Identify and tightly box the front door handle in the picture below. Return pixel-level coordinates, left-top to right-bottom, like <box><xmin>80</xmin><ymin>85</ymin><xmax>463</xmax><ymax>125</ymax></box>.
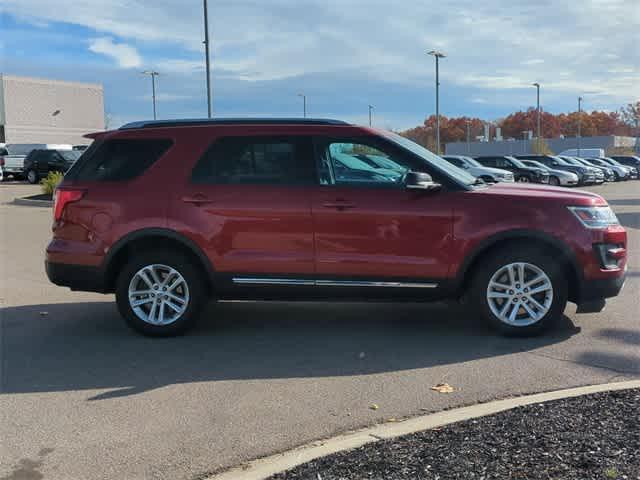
<box><xmin>322</xmin><ymin>200</ymin><xmax>356</xmax><ymax>211</ymax></box>
<box><xmin>182</xmin><ymin>194</ymin><xmax>212</xmax><ymax>206</ymax></box>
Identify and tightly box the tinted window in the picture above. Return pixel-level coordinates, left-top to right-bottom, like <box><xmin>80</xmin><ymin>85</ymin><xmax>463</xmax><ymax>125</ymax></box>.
<box><xmin>71</xmin><ymin>139</ymin><xmax>172</xmax><ymax>181</ymax></box>
<box><xmin>0</xmin><ymin>148</ymin><xmax>8</xmax><ymax>156</ymax></box>
<box><xmin>192</xmin><ymin>136</ymin><xmax>314</xmax><ymax>185</ymax></box>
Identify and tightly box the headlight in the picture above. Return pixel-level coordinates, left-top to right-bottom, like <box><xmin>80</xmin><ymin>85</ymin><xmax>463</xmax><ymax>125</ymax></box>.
<box><xmin>568</xmin><ymin>206</ymin><xmax>619</xmax><ymax>229</ymax></box>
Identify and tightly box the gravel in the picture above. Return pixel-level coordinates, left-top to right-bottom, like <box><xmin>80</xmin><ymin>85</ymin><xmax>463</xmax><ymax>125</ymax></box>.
<box><xmin>269</xmin><ymin>389</ymin><xmax>640</xmax><ymax>480</ymax></box>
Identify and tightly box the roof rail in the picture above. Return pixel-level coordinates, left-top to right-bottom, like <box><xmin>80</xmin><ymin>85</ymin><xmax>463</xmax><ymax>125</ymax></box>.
<box><xmin>119</xmin><ymin>118</ymin><xmax>351</xmax><ymax>130</ymax></box>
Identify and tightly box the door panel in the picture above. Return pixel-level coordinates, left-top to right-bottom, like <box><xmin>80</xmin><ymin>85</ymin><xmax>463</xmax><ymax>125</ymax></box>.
<box><xmin>170</xmin><ymin>135</ymin><xmax>316</xmax><ymax>275</ymax></box>
<box><xmin>312</xmin><ymin>186</ymin><xmax>453</xmax><ymax>279</ymax></box>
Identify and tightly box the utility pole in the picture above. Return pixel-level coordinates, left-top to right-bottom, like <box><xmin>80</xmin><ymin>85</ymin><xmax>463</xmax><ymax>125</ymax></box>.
<box><xmin>298</xmin><ymin>93</ymin><xmax>306</xmax><ymax>118</ymax></box>
<box><xmin>141</xmin><ymin>70</ymin><xmax>159</xmax><ymax>120</ymax></box>
<box><xmin>428</xmin><ymin>50</ymin><xmax>446</xmax><ymax>154</ymax></box>
<box><xmin>203</xmin><ymin>0</ymin><xmax>212</xmax><ymax>118</ymax></box>
<box><xmin>532</xmin><ymin>82</ymin><xmax>541</xmax><ymax>152</ymax></box>
<box><xmin>577</xmin><ymin>96</ymin><xmax>583</xmax><ymax>157</ymax></box>
<box><xmin>368</xmin><ymin>105</ymin><xmax>374</xmax><ymax>126</ymax></box>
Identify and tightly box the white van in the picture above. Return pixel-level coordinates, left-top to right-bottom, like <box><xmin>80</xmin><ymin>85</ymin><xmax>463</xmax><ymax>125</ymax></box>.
<box><xmin>559</xmin><ymin>148</ymin><xmax>605</xmax><ymax>158</ymax></box>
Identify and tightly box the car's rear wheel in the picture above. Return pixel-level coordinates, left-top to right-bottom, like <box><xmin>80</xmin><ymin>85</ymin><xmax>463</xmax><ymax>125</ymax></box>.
<box><xmin>516</xmin><ymin>176</ymin><xmax>530</xmax><ymax>183</ymax></box>
<box><xmin>26</xmin><ymin>169</ymin><xmax>39</xmax><ymax>184</ymax></box>
<box><xmin>549</xmin><ymin>176</ymin><xmax>560</xmax><ymax>186</ymax></box>
<box><xmin>115</xmin><ymin>250</ymin><xmax>206</xmax><ymax>336</ymax></box>
<box><xmin>470</xmin><ymin>247</ymin><xmax>567</xmax><ymax>336</ymax></box>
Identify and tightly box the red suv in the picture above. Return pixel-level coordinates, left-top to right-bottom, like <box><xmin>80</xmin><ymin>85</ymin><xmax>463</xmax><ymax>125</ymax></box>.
<box><xmin>45</xmin><ymin>119</ymin><xmax>627</xmax><ymax>336</ymax></box>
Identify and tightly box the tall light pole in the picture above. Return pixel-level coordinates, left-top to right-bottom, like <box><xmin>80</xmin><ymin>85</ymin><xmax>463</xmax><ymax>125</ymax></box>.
<box><xmin>466</xmin><ymin>120</ymin><xmax>471</xmax><ymax>153</ymax></box>
<box><xmin>142</xmin><ymin>70</ymin><xmax>159</xmax><ymax>120</ymax></box>
<box><xmin>428</xmin><ymin>50</ymin><xmax>446</xmax><ymax>154</ymax></box>
<box><xmin>532</xmin><ymin>82</ymin><xmax>541</xmax><ymax>152</ymax></box>
<box><xmin>298</xmin><ymin>93</ymin><xmax>306</xmax><ymax>118</ymax></box>
<box><xmin>203</xmin><ymin>0</ymin><xmax>212</xmax><ymax>118</ymax></box>
<box><xmin>368</xmin><ymin>105</ymin><xmax>374</xmax><ymax>126</ymax></box>
<box><xmin>577</xmin><ymin>96</ymin><xmax>583</xmax><ymax>157</ymax></box>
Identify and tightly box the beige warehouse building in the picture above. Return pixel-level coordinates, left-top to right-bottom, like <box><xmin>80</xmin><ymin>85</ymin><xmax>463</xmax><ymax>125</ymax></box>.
<box><xmin>0</xmin><ymin>74</ymin><xmax>105</xmax><ymax>145</ymax></box>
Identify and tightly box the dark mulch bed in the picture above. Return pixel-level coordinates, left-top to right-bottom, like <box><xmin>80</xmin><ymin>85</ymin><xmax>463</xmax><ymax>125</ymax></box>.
<box><xmin>23</xmin><ymin>193</ymin><xmax>52</xmax><ymax>201</ymax></box>
<box><xmin>270</xmin><ymin>389</ymin><xmax>640</xmax><ymax>480</ymax></box>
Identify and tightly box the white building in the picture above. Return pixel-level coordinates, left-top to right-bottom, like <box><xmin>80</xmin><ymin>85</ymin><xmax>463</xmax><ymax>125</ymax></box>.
<box><xmin>0</xmin><ymin>74</ymin><xmax>105</xmax><ymax>145</ymax></box>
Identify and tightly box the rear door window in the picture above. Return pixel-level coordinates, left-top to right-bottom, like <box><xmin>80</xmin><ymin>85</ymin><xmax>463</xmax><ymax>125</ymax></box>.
<box><xmin>191</xmin><ymin>136</ymin><xmax>315</xmax><ymax>185</ymax></box>
<box><xmin>69</xmin><ymin>139</ymin><xmax>172</xmax><ymax>181</ymax></box>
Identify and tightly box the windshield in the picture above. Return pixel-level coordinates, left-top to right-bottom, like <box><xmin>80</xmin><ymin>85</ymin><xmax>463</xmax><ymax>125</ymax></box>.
<box><xmin>505</xmin><ymin>156</ymin><xmax>528</xmax><ymax>168</ymax></box>
<box><xmin>604</xmin><ymin>158</ymin><xmax>624</xmax><ymax>166</ymax></box>
<box><xmin>522</xmin><ymin>160</ymin><xmax>549</xmax><ymax>170</ymax></box>
<box><xmin>459</xmin><ymin>156</ymin><xmax>483</xmax><ymax>167</ymax></box>
<box><xmin>60</xmin><ymin>150</ymin><xmax>82</xmax><ymax>162</ymax></box>
<box><xmin>384</xmin><ymin>132</ymin><xmax>478</xmax><ymax>185</ymax></box>
<box><xmin>562</xmin><ymin>157</ymin><xmax>583</xmax><ymax>166</ymax></box>
<box><xmin>549</xmin><ymin>156</ymin><xmax>570</xmax><ymax>165</ymax></box>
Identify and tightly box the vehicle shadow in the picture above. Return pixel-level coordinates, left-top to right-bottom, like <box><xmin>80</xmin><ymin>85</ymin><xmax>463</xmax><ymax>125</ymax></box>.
<box><xmin>1</xmin><ymin>301</ymin><xmax>580</xmax><ymax>400</ymax></box>
<box><xmin>615</xmin><ymin>212</ymin><xmax>639</xmax><ymax>229</ymax></box>
<box><xmin>607</xmin><ymin>198</ymin><xmax>640</xmax><ymax>206</ymax></box>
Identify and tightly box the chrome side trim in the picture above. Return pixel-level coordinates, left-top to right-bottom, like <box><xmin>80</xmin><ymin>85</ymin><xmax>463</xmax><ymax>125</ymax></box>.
<box><xmin>232</xmin><ymin>277</ymin><xmax>315</xmax><ymax>286</ymax></box>
<box><xmin>232</xmin><ymin>277</ymin><xmax>438</xmax><ymax>288</ymax></box>
<box><xmin>315</xmin><ymin>280</ymin><xmax>438</xmax><ymax>288</ymax></box>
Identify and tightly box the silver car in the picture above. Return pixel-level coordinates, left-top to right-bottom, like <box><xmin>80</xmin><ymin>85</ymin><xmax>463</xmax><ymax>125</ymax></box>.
<box><xmin>442</xmin><ymin>155</ymin><xmax>514</xmax><ymax>183</ymax></box>
<box><xmin>520</xmin><ymin>160</ymin><xmax>579</xmax><ymax>187</ymax></box>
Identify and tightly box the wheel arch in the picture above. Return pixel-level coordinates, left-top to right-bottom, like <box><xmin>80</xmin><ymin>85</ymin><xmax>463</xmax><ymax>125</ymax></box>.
<box><xmin>103</xmin><ymin>228</ymin><xmax>215</xmax><ymax>294</ymax></box>
<box><xmin>455</xmin><ymin>229</ymin><xmax>582</xmax><ymax>302</ymax></box>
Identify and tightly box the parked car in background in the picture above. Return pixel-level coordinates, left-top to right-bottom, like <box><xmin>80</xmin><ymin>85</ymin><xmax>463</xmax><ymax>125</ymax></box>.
<box><xmin>23</xmin><ymin>149</ymin><xmax>81</xmax><ymax>184</ymax></box>
<box><xmin>519</xmin><ymin>160</ymin><xmax>579</xmax><ymax>187</ymax></box>
<box><xmin>473</xmin><ymin>155</ymin><xmax>549</xmax><ymax>183</ymax></box>
<box><xmin>608</xmin><ymin>156</ymin><xmax>640</xmax><ymax>179</ymax></box>
<box><xmin>559</xmin><ymin>148</ymin><xmax>605</xmax><ymax>158</ymax></box>
<box><xmin>586</xmin><ymin>158</ymin><xmax>631</xmax><ymax>181</ymax></box>
<box><xmin>556</xmin><ymin>156</ymin><xmax>606</xmax><ymax>183</ymax></box>
<box><xmin>570</xmin><ymin>157</ymin><xmax>615</xmax><ymax>182</ymax></box>
<box><xmin>442</xmin><ymin>155</ymin><xmax>515</xmax><ymax>183</ymax></box>
<box><xmin>0</xmin><ymin>146</ymin><xmax>26</xmax><ymax>180</ymax></box>
<box><xmin>45</xmin><ymin>118</ymin><xmax>627</xmax><ymax>338</ymax></box>
<box><xmin>514</xmin><ymin>154</ymin><xmax>600</xmax><ymax>185</ymax></box>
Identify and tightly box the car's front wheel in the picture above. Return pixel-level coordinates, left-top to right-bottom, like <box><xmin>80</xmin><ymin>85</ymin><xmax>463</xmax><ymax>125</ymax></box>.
<box><xmin>471</xmin><ymin>247</ymin><xmax>567</xmax><ymax>336</ymax></box>
<box><xmin>516</xmin><ymin>176</ymin><xmax>530</xmax><ymax>183</ymax></box>
<box><xmin>549</xmin><ymin>176</ymin><xmax>560</xmax><ymax>186</ymax></box>
<box><xmin>115</xmin><ymin>250</ymin><xmax>206</xmax><ymax>336</ymax></box>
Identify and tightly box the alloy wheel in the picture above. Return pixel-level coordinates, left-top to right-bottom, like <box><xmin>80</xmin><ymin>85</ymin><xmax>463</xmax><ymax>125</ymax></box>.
<box><xmin>486</xmin><ymin>262</ymin><xmax>553</xmax><ymax>327</ymax></box>
<box><xmin>128</xmin><ymin>264</ymin><xmax>190</xmax><ymax>325</ymax></box>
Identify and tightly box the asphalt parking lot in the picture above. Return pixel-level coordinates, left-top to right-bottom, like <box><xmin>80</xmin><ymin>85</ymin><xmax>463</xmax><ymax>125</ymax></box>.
<box><xmin>1</xmin><ymin>181</ymin><xmax>639</xmax><ymax>480</ymax></box>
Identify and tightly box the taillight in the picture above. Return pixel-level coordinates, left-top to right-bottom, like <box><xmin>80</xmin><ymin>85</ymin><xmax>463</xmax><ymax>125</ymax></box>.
<box><xmin>53</xmin><ymin>189</ymin><xmax>85</xmax><ymax>221</ymax></box>
<box><xmin>0</xmin><ymin>156</ymin><xmax>5</xmax><ymax>167</ymax></box>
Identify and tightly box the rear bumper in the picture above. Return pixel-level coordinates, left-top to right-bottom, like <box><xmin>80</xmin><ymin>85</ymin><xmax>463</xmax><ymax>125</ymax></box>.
<box><xmin>45</xmin><ymin>261</ymin><xmax>107</xmax><ymax>293</ymax></box>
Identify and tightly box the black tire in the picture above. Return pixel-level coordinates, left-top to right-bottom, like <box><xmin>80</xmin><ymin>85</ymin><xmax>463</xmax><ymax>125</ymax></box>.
<box><xmin>548</xmin><ymin>176</ymin><xmax>560</xmax><ymax>186</ymax></box>
<box><xmin>613</xmin><ymin>172</ymin><xmax>621</xmax><ymax>182</ymax></box>
<box><xmin>470</xmin><ymin>246</ymin><xmax>568</xmax><ymax>336</ymax></box>
<box><xmin>26</xmin><ymin>169</ymin><xmax>39</xmax><ymax>184</ymax></box>
<box><xmin>516</xmin><ymin>175</ymin><xmax>530</xmax><ymax>183</ymax></box>
<box><xmin>115</xmin><ymin>249</ymin><xmax>206</xmax><ymax>336</ymax></box>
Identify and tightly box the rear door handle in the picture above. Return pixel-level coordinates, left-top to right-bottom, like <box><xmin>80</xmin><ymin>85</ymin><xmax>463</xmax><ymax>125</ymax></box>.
<box><xmin>322</xmin><ymin>201</ymin><xmax>356</xmax><ymax>211</ymax></box>
<box><xmin>182</xmin><ymin>194</ymin><xmax>212</xmax><ymax>206</ymax></box>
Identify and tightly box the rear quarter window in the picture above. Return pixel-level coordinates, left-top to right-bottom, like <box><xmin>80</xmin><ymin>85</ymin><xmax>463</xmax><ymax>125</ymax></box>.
<box><xmin>69</xmin><ymin>138</ymin><xmax>172</xmax><ymax>181</ymax></box>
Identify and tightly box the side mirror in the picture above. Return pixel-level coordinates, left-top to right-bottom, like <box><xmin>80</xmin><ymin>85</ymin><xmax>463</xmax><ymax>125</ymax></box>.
<box><xmin>405</xmin><ymin>171</ymin><xmax>441</xmax><ymax>191</ymax></box>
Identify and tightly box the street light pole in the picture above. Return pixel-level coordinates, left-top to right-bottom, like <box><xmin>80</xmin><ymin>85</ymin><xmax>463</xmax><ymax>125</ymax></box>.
<box><xmin>577</xmin><ymin>96</ymin><xmax>583</xmax><ymax>157</ymax></box>
<box><xmin>142</xmin><ymin>70</ymin><xmax>159</xmax><ymax>120</ymax></box>
<box><xmin>428</xmin><ymin>50</ymin><xmax>446</xmax><ymax>154</ymax></box>
<box><xmin>203</xmin><ymin>0</ymin><xmax>212</xmax><ymax>118</ymax></box>
<box><xmin>532</xmin><ymin>82</ymin><xmax>541</xmax><ymax>152</ymax></box>
<box><xmin>466</xmin><ymin>120</ymin><xmax>471</xmax><ymax>154</ymax></box>
<box><xmin>368</xmin><ymin>105</ymin><xmax>374</xmax><ymax>127</ymax></box>
<box><xmin>298</xmin><ymin>93</ymin><xmax>306</xmax><ymax>118</ymax></box>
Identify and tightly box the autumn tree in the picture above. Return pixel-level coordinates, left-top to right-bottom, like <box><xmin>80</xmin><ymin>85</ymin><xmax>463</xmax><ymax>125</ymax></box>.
<box><xmin>621</xmin><ymin>101</ymin><xmax>640</xmax><ymax>134</ymax></box>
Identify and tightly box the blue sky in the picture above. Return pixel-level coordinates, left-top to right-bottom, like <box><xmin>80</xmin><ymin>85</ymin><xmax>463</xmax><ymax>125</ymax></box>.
<box><xmin>1</xmin><ymin>0</ymin><xmax>638</xmax><ymax>130</ymax></box>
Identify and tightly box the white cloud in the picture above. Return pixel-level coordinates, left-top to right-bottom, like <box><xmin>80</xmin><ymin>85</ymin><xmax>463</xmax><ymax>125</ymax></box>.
<box><xmin>88</xmin><ymin>37</ymin><xmax>141</xmax><ymax>69</ymax></box>
<box><xmin>521</xmin><ymin>59</ymin><xmax>544</xmax><ymax>65</ymax></box>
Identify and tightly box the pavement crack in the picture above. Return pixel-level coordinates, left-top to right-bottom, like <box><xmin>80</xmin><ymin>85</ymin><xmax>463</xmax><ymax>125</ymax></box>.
<box><xmin>526</xmin><ymin>350</ymin><xmax>640</xmax><ymax>376</ymax></box>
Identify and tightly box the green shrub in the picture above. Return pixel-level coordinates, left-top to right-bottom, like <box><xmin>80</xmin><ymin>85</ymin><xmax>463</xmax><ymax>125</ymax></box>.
<box><xmin>40</xmin><ymin>171</ymin><xmax>64</xmax><ymax>196</ymax></box>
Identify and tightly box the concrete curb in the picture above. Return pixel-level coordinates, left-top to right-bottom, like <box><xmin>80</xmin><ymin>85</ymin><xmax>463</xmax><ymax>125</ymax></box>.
<box><xmin>208</xmin><ymin>380</ymin><xmax>640</xmax><ymax>480</ymax></box>
<box><xmin>13</xmin><ymin>197</ymin><xmax>52</xmax><ymax>207</ymax></box>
